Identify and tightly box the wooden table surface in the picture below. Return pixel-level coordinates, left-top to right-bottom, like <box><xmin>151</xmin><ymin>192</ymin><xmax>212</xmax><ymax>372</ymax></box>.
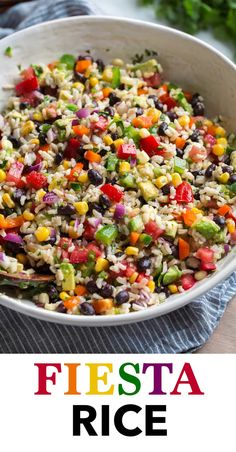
<box><xmin>197</xmin><ymin>295</ymin><xmax>236</xmax><ymax>353</ymax></box>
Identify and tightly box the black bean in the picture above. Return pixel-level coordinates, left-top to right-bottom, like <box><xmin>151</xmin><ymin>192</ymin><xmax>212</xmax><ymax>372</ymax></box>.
<box><xmin>86</xmin><ymin>280</ymin><xmax>99</xmax><ymax>294</ymax></box>
<box><xmin>88</xmin><ymin>169</ymin><xmax>103</xmax><ymax>186</ymax></box>
<box><xmin>99</xmin><ymin>148</ymin><xmax>108</xmax><ymax>157</ymax></box>
<box><xmin>111</xmin><ymin>132</ymin><xmax>119</xmax><ymax>141</ymax></box>
<box><xmin>176</xmin><ymin>148</ymin><xmax>184</xmax><ymax>158</ymax></box>
<box><xmin>190</xmin><ymin>130</ymin><xmax>200</xmax><ymax>142</ymax></box>
<box><xmin>192</xmin><ymin>170</ymin><xmax>204</xmax><ymax>178</ymax></box>
<box><xmin>1</xmin><ymin>207</ymin><xmax>15</xmax><ymax>216</ymax></box>
<box><xmin>77</xmin><ymin>55</ymin><xmax>93</xmax><ymax>61</ymax></box>
<box><xmin>58</xmin><ymin>204</ymin><xmax>76</xmax><ymax>216</ymax></box>
<box><xmin>115</xmin><ymin>251</ymin><xmax>123</xmax><ymax>257</ymax></box>
<box><xmin>100</xmin><ymin>284</ymin><xmax>113</xmax><ymax>298</ymax></box>
<box><xmin>229</xmin><ymin>174</ymin><xmax>236</xmax><ymax>184</ymax></box>
<box><xmin>194</xmin><ymin>190</ymin><xmax>201</xmax><ymax>200</ymax></box>
<box><xmin>223</xmin><ymin>155</ymin><xmax>231</xmax><ymax>165</ymax></box>
<box><xmin>54</xmin><ymin>152</ymin><xmax>64</xmax><ymax>165</ymax></box>
<box><xmin>167</xmin><ymin>111</ymin><xmax>178</xmax><ymax>122</ymax></box>
<box><xmin>5</xmin><ymin>241</ymin><xmax>23</xmax><ymax>254</ymax></box>
<box><xmin>74</xmin><ymin>72</ymin><xmax>87</xmax><ymax>84</ymax></box>
<box><xmin>115</xmin><ymin>290</ymin><xmax>129</xmax><ymax>305</ymax></box>
<box><xmin>19</xmin><ymin>102</ymin><xmax>29</xmax><ymax>110</ymax></box>
<box><xmin>8</xmin><ymin>136</ymin><xmax>20</xmax><ymax>148</ymax></box>
<box><xmin>161</xmin><ymin>184</ymin><xmax>171</xmax><ymax>195</ymax></box>
<box><xmin>137</xmin><ymin>257</ymin><xmax>151</xmax><ymax>272</ymax></box>
<box><xmin>136</xmin><ymin>107</ymin><xmax>143</xmax><ymax>116</ymax></box>
<box><xmin>170</xmin><ymin>244</ymin><xmax>178</xmax><ymax>259</ymax></box>
<box><xmin>88</xmin><ymin>202</ymin><xmax>104</xmax><ymax>215</ymax></box>
<box><xmin>38</xmin><ymin>132</ymin><xmax>47</xmax><ymax>145</ymax></box>
<box><xmin>148</xmin><ymin>95</ymin><xmax>164</xmax><ymax>111</ymax></box>
<box><xmin>205</xmin><ymin>163</ymin><xmax>216</xmax><ymax>178</ymax></box>
<box><xmin>158</xmin><ymin>122</ymin><xmax>168</xmax><ymax>136</ymax></box>
<box><xmin>47</xmin><ymin>236</ymin><xmax>57</xmax><ymax>246</ymax></box>
<box><xmin>80</xmin><ymin>302</ymin><xmax>96</xmax><ymax>316</ymax></box>
<box><xmin>104</xmin><ymin>106</ymin><xmax>115</xmax><ymax>117</ymax></box>
<box><xmin>193</xmin><ymin>102</ymin><xmax>205</xmax><ymax>116</ymax></box>
<box><xmin>119</xmin><ymin>83</ymin><xmax>125</xmax><ymax>90</ymax></box>
<box><xmin>13</xmin><ymin>188</ymin><xmax>26</xmax><ymax>203</ymax></box>
<box><xmin>56</xmin><ymin>302</ymin><xmax>67</xmax><ymax>313</ymax></box>
<box><xmin>48</xmin><ymin>285</ymin><xmax>59</xmax><ymax>303</ymax></box>
<box><xmin>222</xmin><ymin>165</ymin><xmax>233</xmax><ymax>174</ymax></box>
<box><xmin>186</xmin><ymin>257</ymin><xmax>200</xmax><ymax>270</ymax></box>
<box><xmin>108</xmin><ymin>92</ymin><xmax>121</xmax><ymax>106</ymax></box>
<box><xmin>213</xmin><ymin>215</ymin><xmax>225</xmax><ymax>229</ymax></box>
<box><xmin>96</xmin><ymin>58</ymin><xmax>105</xmax><ymax>72</ymax></box>
<box><xmin>99</xmin><ymin>193</ymin><xmax>111</xmax><ymax>209</ymax></box>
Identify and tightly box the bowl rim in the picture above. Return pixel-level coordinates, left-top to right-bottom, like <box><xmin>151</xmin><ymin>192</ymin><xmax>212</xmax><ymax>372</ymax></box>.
<box><xmin>0</xmin><ymin>15</ymin><xmax>235</xmax><ymax>327</ymax></box>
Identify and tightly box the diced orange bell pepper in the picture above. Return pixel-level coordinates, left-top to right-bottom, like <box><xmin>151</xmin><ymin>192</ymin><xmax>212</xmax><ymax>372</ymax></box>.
<box><xmin>92</xmin><ymin>298</ymin><xmax>113</xmax><ymax>314</ymax></box>
<box><xmin>217</xmin><ymin>204</ymin><xmax>231</xmax><ymax>216</ymax></box>
<box><xmin>130</xmin><ymin>232</ymin><xmax>140</xmax><ymax>245</ymax></box>
<box><xmin>137</xmin><ymin>87</ymin><xmax>147</xmax><ymax>96</ymax></box>
<box><xmin>102</xmin><ymin>87</ymin><xmax>113</xmax><ymax>98</ymax></box>
<box><xmin>175</xmin><ymin>137</ymin><xmax>186</xmax><ymax>149</ymax></box>
<box><xmin>84</xmin><ymin>150</ymin><xmax>102</xmax><ymax>163</ymax></box>
<box><xmin>178</xmin><ymin>238</ymin><xmax>190</xmax><ymax>260</ymax></box>
<box><xmin>0</xmin><ymin>215</ymin><xmax>24</xmax><ymax>230</ymax></box>
<box><xmin>67</xmin><ymin>162</ymin><xmax>83</xmax><ymax>181</ymax></box>
<box><xmin>132</xmin><ymin>116</ymin><xmax>153</xmax><ymax>129</ymax></box>
<box><xmin>39</xmin><ymin>144</ymin><xmax>50</xmax><ymax>152</ymax></box>
<box><xmin>75</xmin><ymin>60</ymin><xmax>92</xmax><ymax>73</ymax></box>
<box><xmin>63</xmin><ymin>296</ymin><xmax>80</xmax><ymax>311</ymax></box>
<box><xmin>74</xmin><ymin>285</ymin><xmax>87</xmax><ymax>296</ymax></box>
<box><xmin>182</xmin><ymin>209</ymin><xmax>197</xmax><ymax>227</ymax></box>
<box><xmin>73</xmin><ymin>125</ymin><xmax>90</xmax><ymax>136</ymax></box>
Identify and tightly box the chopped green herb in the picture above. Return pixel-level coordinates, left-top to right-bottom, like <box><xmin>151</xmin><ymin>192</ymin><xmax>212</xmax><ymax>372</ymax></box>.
<box><xmin>4</xmin><ymin>47</ymin><xmax>13</xmax><ymax>58</ymax></box>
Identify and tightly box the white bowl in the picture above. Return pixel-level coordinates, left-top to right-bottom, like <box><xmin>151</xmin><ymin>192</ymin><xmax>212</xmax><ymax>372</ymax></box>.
<box><xmin>0</xmin><ymin>16</ymin><xmax>235</xmax><ymax>326</ymax></box>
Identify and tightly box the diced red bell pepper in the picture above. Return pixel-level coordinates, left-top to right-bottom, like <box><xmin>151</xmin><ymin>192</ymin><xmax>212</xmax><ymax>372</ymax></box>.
<box><xmin>64</xmin><ymin>138</ymin><xmax>81</xmax><ymax>159</ymax></box>
<box><xmin>144</xmin><ymin>221</ymin><xmax>164</xmax><ymax>241</ymax></box>
<box><xmin>15</xmin><ymin>76</ymin><xmax>39</xmax><ymax>95</ymax></box>
<box><xmin>35</xmin><ymin>153</ymin><xmax>43</xmax><ymax>165</ymax></box>
<box><xmin>117</xmin><ymin>143</ymin><xmax>136</xmax><ymax>159</ymax></box>
<box><xmin>87</xmin><ymin>243</ymin><xmax>102</xmax><ymax>258</ymax></box>
<box><xmin>200</xmin><ymin>262</ymin><xmax>216</xmax><ymax>271</ymax></box>
<box><xmin>70</xmin><ymin>247</ymin><xmax>88</xmax><ymax>264</ymax></box>
<box><xmin>91</xmin><ymin>116</ymin><xmax>108</xmax><ymax>132</ymax></box>
<box><xmin>181</xmin><ymin>274</ymin><xmax>196</xmax><ymax>291</ymax></box>
<box><xmin>159</xmin><ymin>93</ymin><xmax>177</xmax><ymax>110</ymax></box>
<box><xmin>196</xmin><ymin>247</ymin><xmax>214</xmax><ymax>263</ymax></box>
<box><xmin>174</xmin><ymin>182</ymin><xmax>193</xmax><ymax>204</ymax></box>
<box><xmin>140</xmin><ymin>135</ymin><xmax>163</xmax><ymax>157</ymax></box>
<box><xmin>21</xmin><ymin>67</ymin><xmax>35</xmax><ymax>79</ymax></box>
<box><xmin>20</xmin><ymin>91</ymin><xmax>40</xmax><ymax>107</ymax></box>
<box><xmin>83</xmin><ymin>221</ymin><xmax>97</xmax><ymax>241</ymax></box>
<box><xmin>26</xmin><ymin>171</ymin><xmax>48</xmax><ymax>189</ymax></box>
<box><xmin>100</xmin><ymin>183</ymin><xmax>123</xmax><ymax>202</ymax></box>
<box><xmin>144</xmin><ymin>72</ymin><xmax>161</xmax><ymax>88</ymax></box>
<box><xmin>125</xmin><ymin>265</ymin><xmax>136</xmax><ymax>278</ymax></box>
<box><xmin>6</xmin><ymin>162</ymin><xmax>24</xmax><ymax>187</ymax></box>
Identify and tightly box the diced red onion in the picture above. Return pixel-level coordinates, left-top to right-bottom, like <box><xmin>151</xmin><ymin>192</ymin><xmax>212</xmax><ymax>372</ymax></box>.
<box><xmin>25</xmin><ymin>162</ymin><xmax>42</xmax><ymax>174</ymax></box>
<box><xmin>43</xmin><ymin>192</ymin><xmax>58</xmax><ymax>204</ymax></box>
<box><xmin>130</xmin><ymin>157</ymin><xmax>137</xmax><ymax>167</ymax></box>
<box><xmin>224</xmin><ymin>244</ymin><xmax>230</xmax><ymax>254</ymax></box>
<box><xmin>74</xmin><ymin>218</ymin><xmax>80</xmax><ymax>229</ymax></box>
<box><xmin>88</xmin><ymin>217</ymin><xmax>101</xmax><ymax>228</ymax></box>
<box><xmin>72</xmin><ymin>119</ymin><xmax>79</xmax><ymax>126</ymax></box>
<box><xmin>47</xmin><ymin>128</ymin><xmax>55</xmax><ymax>143</ymax></box>
<box><xmin>50</xmin><ymin>228</ymin><xmax>56</xmax><ymax>237</ymax></box>
<box><xmin>0</xmin><ymin>251</ymin><xmax>7</xmax><ymax>262</ymax></box>
<box><xmin>3</xmin><ymin>233</ymin><xmax>24</xmax><ymax>245</ymax></box>
<box><xmin>76</xmin><ymin>108</ymin><xmax>90</xmax><ymax>119</ymax></box>
<box><xmin>114</xmin><ymin>204</ymin><xmax>125</xmax><ymax>219</ymax></box>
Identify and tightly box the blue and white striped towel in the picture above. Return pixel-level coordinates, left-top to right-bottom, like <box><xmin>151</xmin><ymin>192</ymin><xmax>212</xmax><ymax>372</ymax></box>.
<box><xmin>0</xmin><ymin>0</ymin><xmax>235</xmax><ymax>353</ymax></box>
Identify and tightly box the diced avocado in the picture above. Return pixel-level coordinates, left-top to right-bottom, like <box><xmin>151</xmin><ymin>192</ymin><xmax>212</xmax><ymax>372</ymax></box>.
<box><xmin>119</xmin><ymin>173</ymin><xmax>137</xmax><ymax>188</ymax></box>
<box><xmin>132</xmin><ymin>58</ymin><xmax>159</xmax><ymax>75</ymax></box>
<box><xmin>174</xmin><ymin>156</ymin><xmax>187</xmax><ymax>174</ymax></box>
<box><xmin>229</xmin><ymin>182</ymin><xmax>236</xmax><ymax>194</ymax></box>
<box><xmin>165</xmin><ymin>220</ymin><xmax>178</xmax><ymax>238</ymax></box>
<box><xmin>162</xmin><ymin>265</ymin><xmax>182</xmax><ymax>286</ymax></box>
<box><xmin>112</xmin><ymin>66</ymin><xmax>121</xmax><ymax>88</ymax></box>
<box><xmin>214</xmin><ymin>230</ymin><xmax>226</xmax><ymax>243</ymax></box>
<box><xmin>95</xmin><ymin>225</ymin><xmax>118</xmax><ymax>246</ymax></box>
<box><xmin>194</xmin><ymin>219</ymin><xmax>220</xmax><ymax>239</ymax></box>
<box><xmin>125</xmin><ymin>125</ymin><xmax>140</xmax><ymax>145</ymax></box>
<box><xmin>153</xmin><ymin>264</ymin><xmax>163</xmax><ymax>281</ymax></box>
<box><xmin>128</xmin><ymin>215</ymin><xmax>144</xmax><ymax>233</ymax></box>
<box><xmin>139</xmin><ymin>181</ymin><xmax>159</xmax><ymax>202</ymax></box>
<box><xmin>172</xmin><ymin>90</ymin><xmax>193</xmax><ymax>114</ymax></box>
<box><xmin>60</xmin><ymin>263</ymin><xmax>75</xmax><ymax>291</ymax></box>
<box><xmin>106</xmin><ymin>154</ymin><xmax>118</xmax><ymax>172</ymax></box>
<box><xmin>54</xmin><ymin>118</ymin><xmax>71</xmax><ymax>129</ymax></box>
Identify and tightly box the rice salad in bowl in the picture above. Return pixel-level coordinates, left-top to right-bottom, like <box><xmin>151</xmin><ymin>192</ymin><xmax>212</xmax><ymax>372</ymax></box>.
<box><xmin>0</xmin><ymin>52</ymin><xmax>236</xmax><ymax>317</ymax></box>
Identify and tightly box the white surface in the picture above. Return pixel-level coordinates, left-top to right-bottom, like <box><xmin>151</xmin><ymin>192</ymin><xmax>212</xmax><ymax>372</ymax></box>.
<box><xmin>93</xmin><ymin>0</ymin><xmax>234</xmax><ymax>60</ymax></box>
<box><xmin>0</xmin><ymin>16</ymin><xmax>235</xmax><ymax>326</ymax></box>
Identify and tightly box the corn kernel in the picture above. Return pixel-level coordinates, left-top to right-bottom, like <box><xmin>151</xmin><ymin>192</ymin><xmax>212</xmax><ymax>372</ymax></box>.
<box><xmin>90</xmin><ymin>76</ymin><xmax>98</xmax><ymax>87</ymax></box>
<box><xmin>212</xmin><ymin>144</ymin><xmax>225</xmax><ymax>156</ymax></box>
<box><xmin>0</xmin><ymin>169</ymin><xmax>6</xmax><ymax>182</ymax></box>
<box><xmin>35</xmin><ymin>189</ymin><xmax>46</xmax><ymax>202</ymax></box>
<box><xmin>29</xmin><ymin>138</ymin><xmax>40</xmax><ymax>145</ymax></box>
<box><xmin>215</xmin><ymin>126</ymin><xmax>226</xmax><ymax>137</ymax></box>
<box><xmin>226</xmin><ymin>219</ymin><xmax>235</xmax><ymax>234</ymax></box>
<box><xmin>218</xmin><ymin>172</ymin><xmax>230</xmax><ymax>184</ymax></box>
<box><xmin>204</xmin><ymin>119</ymin><xmax>213</xmax><ymax>128</ymax></box>
<box><xmin>171</xmin><ymin>173</ymin><xmax>182</xmax><ymax>187</ymax></box>
<box><xmin>21</xmin><ymin>120</ymin><xmax>34</xmax><ymax>136</ymax></box>
<box><xmin>103</xmin><ymin>135</ymin><xmax>113</xmax><ymax>145</ymax></box>
<box><xmin>155</xmin><ymin>175</ymin><xmax>168</xmax><ymax>189</ymax></box>
<box><xmin>147</xmin><ymin>108</ymin><xmax>161</xmax><ymax>123</ymax></box>
<box><xmin>178</xmin><ymin>115</ymin><xmax>190</xmax><ymax>127</ymax></box>
<box><xmin>59</xmin><ymin>90</ymin><xmax>71</xmax><ymax>101</ymax></box>
<box><xmin>113</xmin><ymin>138</ymin><xmax>124</xmax><ymax>149</ymax></box>
<box><xmin>2</xmin><ymin>193</ymin><xmax>15</xmax><ymax>208</ymax></box>
<box><xmin>77</xmin><ymin>171</ymin><xmax>88</xmax><ymax>183</ymax></box>
<box><xmin>168</xmin><ymin>284</ymin><xmax>178</xmax><ymax>294</ymax></box>
<box><xmin>114</xmin><ymin>113</ymin><xmax>120</xmax><ymax>120</ymax></box>
<box><xmin>125</xmin><ymin>246</ymin><xmax>139</xmax><ymax>256</ymax></box>
<box><xmin>33</xmin><ymin>112</ymin><xmax>43</xmax><ymax>122</ymax></box>
<box><xmin>35</xmin><ymin>226</ymin><xmax>50</xmax><ymax>242</ymax></box>
<box><xmin>16</xmin><ymin>253</ymin><xmax>28</xmax><ymax>265</ymax></box>
<box><xmin>216</xmin><ymin>137</ymin><xmax>227</xmax><ymax>147</ymax></box>
<box><xmin>18</xmin><ymin>157</ymin><xmax>24</xmax><ymax>164</ymax></box>
<box><xmin>95</xmin><ymin>257</ymin><xmax>109</xmax><ymax>273</ymax></box>
<box><xmin>68</xmin><ymin>227</ymin><xmax>79</xmax><ymax>239</ymax></box>
<box><xmin>59</xmin><ymin>291</ymin><xmax>70</xmax><ymax>301</ymax></box>
<box><xmin>119</xmin><ymin>162</ymin><xmax>130</xmax><ymax>173</ymax></box>
<box><xmin>23</xmin><ymin>210</ymin><xmax>35</xmax><ymax>221</ymax></box>
<box><xmin>17</xmin><ymin>263</ymin><xmax>24</xmax><ymax>273</ymax></box>
<box><xmin>72</xmin><ymin>82</ymin><xmax>84</xmax><ymax>92</ymax></box>
<box><xmin>112</xmin><ymin>58</ymin><xmax>124</xmax><ymax>66</ymax></box>
<box><xmin>129</xmin><ymin>272</ymin><xmax>139</xmax><ymax>284</ymax></box>
<box><xmin>74</xmin><ymin>201</ymin><xmax>89</xmax><ymax>215</ymax></box>
<box><xmin>191</xmin><ymin>207</ymin><xmax>203</xmax><ymax>214</ymax></box>
<box><xmin>102</xmin><ymin>67</ymin><xmax>113</xmax><ymax>82</ymax></box>
<box><xmin>63</xmin><ymin>160</ymin><xmax>70</xmax><ymax>169</ymax></box>
<box><xmin>147</xmin><ymin>280</ymin><xmax>155</xmax><ymax>293</ymax></box>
